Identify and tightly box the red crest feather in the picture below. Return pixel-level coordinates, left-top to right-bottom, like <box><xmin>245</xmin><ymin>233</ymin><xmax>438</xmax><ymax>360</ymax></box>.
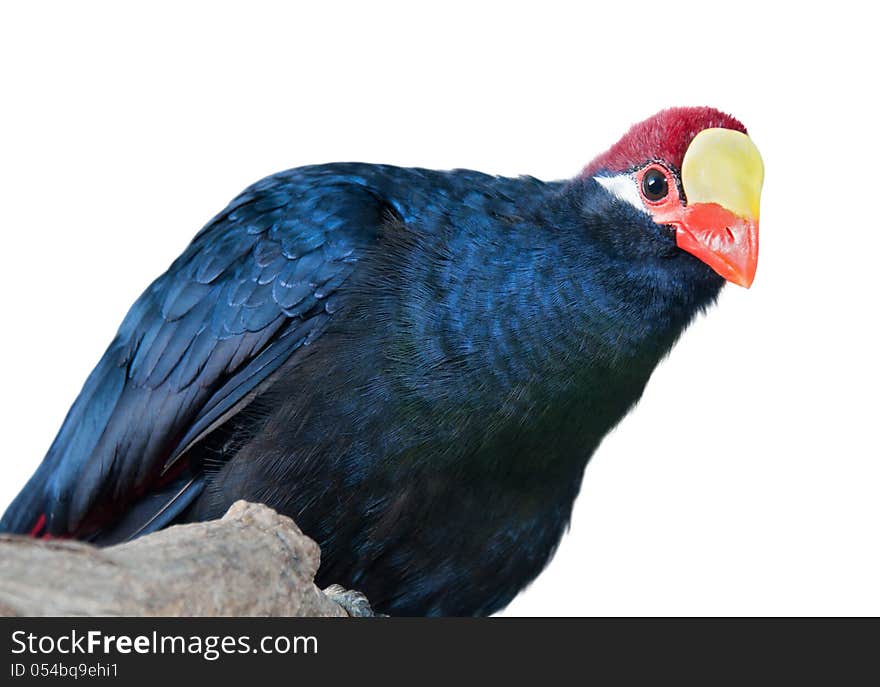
<box><xmin>582</xmin><ymin>107</ymin><xmax>747</xmax><ymax>176</ymax></box>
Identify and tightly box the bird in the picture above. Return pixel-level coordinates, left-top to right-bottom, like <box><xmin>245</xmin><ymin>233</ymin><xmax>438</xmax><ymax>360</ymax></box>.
<box><xmin>1</xmin><ymin>106</ymin><xmax>763</xmax><ymax>616</ymax></box>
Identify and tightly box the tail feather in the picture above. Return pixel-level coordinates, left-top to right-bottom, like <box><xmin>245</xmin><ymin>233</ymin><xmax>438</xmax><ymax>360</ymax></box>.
<box><xmin>0</xmin><ymin>459</ymin><xmax>55</xmax><ymax>535</ymax></box>
<box><xmin>86</xmin><ymin>474</ymin><xmax>204</xmax><ymax>546</ymax></box>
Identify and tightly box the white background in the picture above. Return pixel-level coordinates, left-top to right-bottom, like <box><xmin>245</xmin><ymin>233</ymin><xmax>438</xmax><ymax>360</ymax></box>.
<box><xmin>1</xmin><ymin>2</ymin><xmax>877</xmax><ymax>615</ymax></box>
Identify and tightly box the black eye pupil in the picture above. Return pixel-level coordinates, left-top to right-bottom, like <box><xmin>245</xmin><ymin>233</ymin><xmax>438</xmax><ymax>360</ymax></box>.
<box><xmin>642</xmin><ymin>168</ymin><xmax>668</xmax><ymax>201</ymax></box>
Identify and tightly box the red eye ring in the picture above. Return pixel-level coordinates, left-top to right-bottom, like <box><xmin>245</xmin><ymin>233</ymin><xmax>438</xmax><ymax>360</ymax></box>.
<box><xmin>635</xmin><ymin>164</ymin><xmax>681</xmax><ymax>211</ymax></box>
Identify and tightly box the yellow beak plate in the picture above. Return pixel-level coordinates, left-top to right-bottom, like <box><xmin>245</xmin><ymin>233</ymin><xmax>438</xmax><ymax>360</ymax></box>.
<box><xmin>681</xmin><ymin>128</ymin><xmax>764</xmax><ymax>220</ymax></box>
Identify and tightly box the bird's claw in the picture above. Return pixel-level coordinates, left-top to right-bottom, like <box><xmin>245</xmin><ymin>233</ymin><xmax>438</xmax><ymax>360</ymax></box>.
<box><xmin>323</xmin><ymin>584</ymin><xmax>384</xmax><ymax>617</ymax></box>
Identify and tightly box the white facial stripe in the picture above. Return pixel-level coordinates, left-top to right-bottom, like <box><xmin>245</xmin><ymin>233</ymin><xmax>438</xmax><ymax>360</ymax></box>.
<box><xmin>593</xmin><ymin>174</ymin><xmax>648</xmax><ymax>215</ymax></box>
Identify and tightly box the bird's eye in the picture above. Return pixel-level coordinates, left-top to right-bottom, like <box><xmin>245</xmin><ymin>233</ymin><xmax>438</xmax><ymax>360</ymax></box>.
<box><xmin>641</xmin><ymin>168</ymin><xmax>669</xmax><ymax>202</ymax></box>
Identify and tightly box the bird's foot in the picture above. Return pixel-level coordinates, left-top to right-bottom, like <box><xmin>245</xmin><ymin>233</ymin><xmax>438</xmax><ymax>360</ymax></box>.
<box><xmin>323</xmin><ymin>584</ymin><xmax>385</xmax><ymax>617</ymax></box>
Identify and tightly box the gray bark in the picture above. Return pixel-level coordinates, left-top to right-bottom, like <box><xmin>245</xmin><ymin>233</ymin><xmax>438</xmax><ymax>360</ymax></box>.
<box><xmin>0</xmin><ymin>501</ymin><xmax>353</xmax><ymax>617</ymax></box>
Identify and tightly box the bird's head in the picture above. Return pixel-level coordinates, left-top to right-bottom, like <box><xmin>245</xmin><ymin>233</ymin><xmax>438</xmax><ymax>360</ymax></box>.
<box><xmin>583</xmin><ymin>107</ymin><xmax>763</xmax><ymax>288</ymax></box>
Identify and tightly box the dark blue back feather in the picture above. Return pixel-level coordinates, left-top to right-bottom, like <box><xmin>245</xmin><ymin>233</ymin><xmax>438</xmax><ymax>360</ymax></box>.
<box><xmin>1</xmin><ymin>166</ymin><xmax>392</xmax><ymax>538</ymax></box>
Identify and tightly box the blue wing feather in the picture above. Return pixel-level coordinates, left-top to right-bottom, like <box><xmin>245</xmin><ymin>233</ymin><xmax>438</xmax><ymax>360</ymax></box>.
<box><xmin>1</xmin><ymin>167</ymin><xmax>389</xmax><ymax>538</ymax></box>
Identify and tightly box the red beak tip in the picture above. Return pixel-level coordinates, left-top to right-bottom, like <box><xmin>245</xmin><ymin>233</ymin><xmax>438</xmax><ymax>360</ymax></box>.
<box><xmin>673</xmin><ymin>206</ymin><xmax>758</xmax><ymax>289</ymax></box>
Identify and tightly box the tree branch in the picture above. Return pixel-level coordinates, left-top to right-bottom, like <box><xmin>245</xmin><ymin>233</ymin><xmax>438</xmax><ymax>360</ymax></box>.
<box><xmin>0</xmin><ymin>501</ymin><xmax>358</xmax><ymax>617</ymax></box>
